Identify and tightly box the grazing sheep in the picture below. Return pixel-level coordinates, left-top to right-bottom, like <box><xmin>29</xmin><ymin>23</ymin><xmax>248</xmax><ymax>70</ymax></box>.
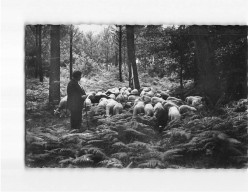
<box><xmin>54</xmin><ymin>96</ymin><xmax>68</xmax><ymax>116</ymax></box>
<box><xmin>144</xmin><ymin>103</ymin><xmax>154</xmax><ymax>117</ymax></box>
<box><xmin>123</xmin><ymin>89</ymin><xmax>130</xmax><ymax>96</ymax></box>
<box><xmin>106</xmin><ymin>99</ymin><xmax>118</xmax><ymax>116</ymax></box>
<box><xmin>146</xmin><ymin>90</ymin><xmax>154</xmax><ymax>97</ymax></box>
<box><xmin>162</xmin><ymin>101</ymin><xmax>180</xmax><ymax>110</ymax></box>
<box><xmin>168</xmin><ymin>106</ymin><xmax>181</xmax><ymax>121</ymax></box>
<box><xmin>133</xmin><ymin>101</ymin><xmax>145</xmax><ymax>116</ymax></box>
<box><xmin>143</xmin><ymin>87</ymin><xmax>151</xmax><ymax>92</ymax></box>
<box><xmin>151</xmin><ymin>97</ymin><xmax>165</xmax><ymax>105</ymax></box>
<box><xmin>109</xmin><ymin>94</ymin><xmax>116</xmax><ymax>100</ymax></box>
<box><xmin>141</xmin><ymin>95</ymin><xmax>152</xmax><ymax>104</ymax></box>
<box><xmin>131</xmin><ymin>89</ymin><xmax>139</xmax><ymax>95</ymax></box>
<box><xmin>128</xmin><ymin>95</ymin><xmax>140</xmax><ymax>102</ymax></box>
<box><xmin>116</xmin><ymin>94</ymin><xmax>125</xmax><ymax>103</ymax></box>
<box><xmin>98</xmin><ymin>98</ymin><xmax>109</xmax><ymax>109</ymax></box>
<box><xmin>167</xmin><ymin>96</ymin><xmax>183</xmax><ymax>102</ymax></box>
<box><xmin>113</xmin><ymin>103</ymin><xmax>123</xmax><ymax>115</ymax></box>
<box><xmin>84</xmin><ymin>97</ymin><xmax>92</xmax><ymax>111</ymax></box>
<box><xmin>179</xmin><ymin>105</ymin><xmax>197</xmax><ymax>114</ymax></box>
<box><xmin>185</xmin><ymin>96</ymin><xmax>203</xmax><ymax>105</ymax></box>
<box><xmin>160</xmin><ymin>91</ymin><xmax>170</xmax><ymax>100</ymax></box>
<box><xmin>140</xmin><ymin>90</ymin><xmax>146</xmax><ymax>97</ymax></box>
<box><xmin>154</xmin><ymin>102</ymin><xmax>168</xmax><ymax>127</ymax></box>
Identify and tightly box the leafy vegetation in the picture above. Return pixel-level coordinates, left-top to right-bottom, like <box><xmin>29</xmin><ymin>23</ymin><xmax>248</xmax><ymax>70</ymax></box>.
<box><xmin>25</xmin><ymin>67</ymin><xmax>247</xmax><ymax>168</ymax></box>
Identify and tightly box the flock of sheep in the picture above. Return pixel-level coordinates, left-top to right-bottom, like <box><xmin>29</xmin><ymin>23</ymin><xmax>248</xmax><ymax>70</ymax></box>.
<box><xmin>55</xmin><ymin>86</ymin><xmax>204</xmax><ymax>127</ymax></box>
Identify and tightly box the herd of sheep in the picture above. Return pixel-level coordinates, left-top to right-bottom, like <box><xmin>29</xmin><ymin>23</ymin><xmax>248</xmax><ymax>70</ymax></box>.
<box><xmin>55</xmin><ymin>86</ymin><xmax>204</xmax><ymax>127</ymax></box>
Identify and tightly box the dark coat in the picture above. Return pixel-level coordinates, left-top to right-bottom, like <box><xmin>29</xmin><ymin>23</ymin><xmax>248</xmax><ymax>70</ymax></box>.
<box><xmin>67</xmin><ymin>79</ymin><xmax>86</xmax><ymax>111</ymax></box>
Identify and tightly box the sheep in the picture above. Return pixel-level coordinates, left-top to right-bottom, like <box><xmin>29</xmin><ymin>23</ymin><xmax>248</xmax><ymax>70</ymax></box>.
<box><xmin>84</xmin><ymin>96</ymin><xmax>92</xmax><ymax>111</ymax></box>
<box><xmin>113</xmin><ymin>103</ymin><xmax>123</xmax><ymax>115</ymax></box>
<box><xmin>167</xmin><ymin>96</ymin><xmax>183</xmax><ymax>103</ymax></box>
<box><xmin>151</xmin><ymin>97</ymin><xmax>165</xmax><ymax>105</ymax></box>
<box><xmin>109</xmin><ymin>94</ymin><xmax>116</xmax><ymax>100</ymax></box>
<box><xmin>168</xmin><ymin>106</ymin><xmax>181</xmax><ymax>121</ymax></box>
<box><xmin>162</xmin><ymin>101</ymin><xmax>180</xmax><ymax>110</ymax></box>
<box><xmin>116</xmin><ymin>94</ymin><xmax>125</xmax><ymax>103</ymax></box>
<box><xmin>54</xmin><ymin>96</ymin><xmax>69</xmax><ymax>116</ymax></box>
<box><xmin>185</xmin><ymin>96</ymin><xmax>203</xmax><ymax>105</ymax></box>
<box><xmin>131</xmin><ymin>89</ymin><xmax>139</xmax><ymax>95</ymax></box>
<box><xmin>106</xmin><ymin>99</ymin><xmax>118</xmax><ymax>116</ymax></box>
<box><xmin>141</xmin><ymin>95</ymin><xmax>152</xmax><ymax>104</ymax></box>
<box><xmin>179</xmin><ymin>105</ymin><xmax>197</xmax><ymax>114</ymax></box>
<box><xmin>144</xmin><ymin>103</ymin><xmax>154</xmax><ymax>117</ymax></box>
<box><xmin>128</xmin><ymin>95</ymin><xmax>140</xmax><ymax>102</ymax></box>
<box><xmin>154</xmin><ymin>102</ymin><xmax>168</xmax><ymax>127</ymax></box>
<box><xmin>140</xmin><ymin>90</ymin><xmax>146</xmax><ymax>97</ymax></box>
<box><xmin>98</xmin><ymin>98</ymin><xmax>109</xmax><ymax>109</ymax></box>
<box><xmin>160</xmin><ymin>91</ymin><xmax>170</xmax><ymax>100</ymax></box>
<box><xmin>146</xmin><ymin>90</ymin><xmax>154</xmax><ymax>97</ymax></box>
<box><xmin>143</xmin><ymin>87</ymin><xmax>151</xmax><ymax>92</ymax></box>
<box><xmin>133</xmin><ymin>101</ymin><xmax>145</xmax><ymax>116</ymax></box>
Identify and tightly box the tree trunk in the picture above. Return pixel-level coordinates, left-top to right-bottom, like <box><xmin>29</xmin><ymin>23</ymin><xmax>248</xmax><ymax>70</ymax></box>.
<box><xmin>179</xmin><ymin>49</ymin><xmax>184</xmax><ymax>99</ymax></box>
<box><xmin>194</xmin><ymin>26</ymin><xmax>221</xmax><ymax>106</ymax></box>
<box><xmin>119</xmin><ymin>25</ymin><xmax>123</xmax><ymax>82</ymax></box>
<box><xmin>69</xmin><ymin>25</ymin><xmax>73</xmax><ymax>80</ymax></box>
<box><xmin>49</xmin><ymin>25</ymin><xmax>61</xmax><ymax>105</ymax></box>
<box><xmin>123</xmin><ymin>43</ymin><xmax>126</xmax><ymax>68</ymax></box>
<box><xmin>224</xmin><ymin>27</ymin><xmax>247</xmax><ymax>101</ymax></box>
<box><xmin>38</xmin><ymin>25</ymin><xmax>43</xmax><ymax>82</ymax></box>
<box><xmin>126</xmin><ymin>25</ymin><xmax>140</xmax><ymax>90</ymax></box>
<box><xmin>115</xmin><ymin>50</ymin><xmax>118</xmax><ymax>67</ymax></box>
<box><xmin>35</xmin><ymin>25</ymin><xmax>39</xmax><ymax>78</ymax></box>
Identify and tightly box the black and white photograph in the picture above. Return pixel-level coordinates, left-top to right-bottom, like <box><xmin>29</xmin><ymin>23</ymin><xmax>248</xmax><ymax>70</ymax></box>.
<box><xmin>25</xmin><ymin>24</ymin><xmax>247</xmax><ymax>169</ymax></box>
<box><xmin>2</xmin><ymin>0</ymin><xmax>248</xmax><ymax>192</ymax></box>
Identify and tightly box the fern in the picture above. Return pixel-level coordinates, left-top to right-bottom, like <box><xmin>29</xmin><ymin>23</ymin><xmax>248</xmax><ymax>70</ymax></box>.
<box><xmin>59</xmin><ymin>157</ymin><xmax>74</xmax><ymax>165</ymax></box>
<box><xmin>99</xmin><ymin>158</ymin><xmax>123</xmax><ymax>168</ymax></box>
<box><xmin>81</xmin><ymin>146</ymin><xmax>107</xmax><ymax>158</ymax></box>
<box><xmin>124</xmin><ymin>128</ymin><xmax>146</xmax><ymax>137</ymax></box>
<box><xmin>47</xmin><ymin>148</ymin><xmax>76</xmax><ymax>157</ymax></box>
<box><xmin>111</xmin><ymin>152</ymin><xmax>129</xmax><ymax>161</ymax></box>
<box><xmin>112</xmin><ymin>142</ymin><xmax>129</xmax><ymax>149</ymax></box>
<box><xmin>127</xmin><ymin>141</ymin><xmax>149</xmax><ymax>149</ymax></box>
<box><xmin>161</xmin><ymin>149</ymin><xmax>184</xmax><ymax>161</ymax></box>
<box><xmin>72</xmin><ymin>154</ymin><xmax>94</xmax><ymax>166</ymax></box>
<box><xmin>138</xmin><ymin>159</ymin><xmax>165</xmax><ymax>168</ymax></box>
<box><xmin>87</xmin><ymin>139</ymin><xmax>104</xmax><ymax>144</ymax></box>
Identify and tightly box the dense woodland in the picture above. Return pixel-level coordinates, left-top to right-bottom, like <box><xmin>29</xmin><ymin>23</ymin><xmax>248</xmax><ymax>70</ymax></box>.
<box><xmin>25</xmin><ymin>25</ymin><xmax>247</xmax><ymax>168</ymax></box>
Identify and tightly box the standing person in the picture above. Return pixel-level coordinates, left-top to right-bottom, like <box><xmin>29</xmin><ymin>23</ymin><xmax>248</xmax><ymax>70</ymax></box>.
<box><xmin>67</xmin><ymin>71</ymin><xmax>87</xmax><ymax>130</ymax></box>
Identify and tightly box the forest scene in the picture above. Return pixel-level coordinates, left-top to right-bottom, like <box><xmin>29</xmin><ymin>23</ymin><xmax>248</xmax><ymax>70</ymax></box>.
<box><xmin>25</xmin><ymin>24</ymin><xmax>248</xmax><ymax>169</ymax></box>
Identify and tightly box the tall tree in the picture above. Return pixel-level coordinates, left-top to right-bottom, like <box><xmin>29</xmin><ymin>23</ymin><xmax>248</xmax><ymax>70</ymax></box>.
<box><xmin>38</xmin><ymin>25</ymin><xmax>43</xmax><ymax>82</ymax></box>
<box><xmin>69</xmin><ymin>25</ymin><xmax>73</xmax><ymax>79</ymax></box>
<box><xmin>193</xmin><ymin>26</ymin><xmax>221</xmax><ymax>106</ymax></box>
<box><xmin>35</xmin><ymin>25</ymin><xmax>39</xmax><ymax>78</ymax></box>
<box><xmin>49</xmin><ymin>25</ymin><xmax>61</xmax><ymax>105</ymax></box>
<box><xmin>126</xmin><ymin>25</ymin><xmax>140</xmax><ymax>90</ymax></box>
<box><xmin>118</xmin><ymin>25</ymin><xmax>123</xmax><ymax>82</ymax></box>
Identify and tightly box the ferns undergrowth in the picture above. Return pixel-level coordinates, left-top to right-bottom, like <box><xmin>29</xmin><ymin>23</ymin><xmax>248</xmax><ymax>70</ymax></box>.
<box><xmin>25</xmin><ymin>77</ymin><xmax>248</xmax><ymax>168</ymax></box>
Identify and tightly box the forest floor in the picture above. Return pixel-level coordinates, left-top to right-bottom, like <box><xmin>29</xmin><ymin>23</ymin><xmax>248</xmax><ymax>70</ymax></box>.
<box><xmin>25</xmin><ymin>68</ymin><xmax>248</xmax><ymax>168</ymax></box>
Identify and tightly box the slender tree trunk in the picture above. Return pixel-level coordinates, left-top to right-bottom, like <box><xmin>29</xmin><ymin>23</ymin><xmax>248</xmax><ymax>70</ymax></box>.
<box><xmin>123</xmin><ymin>43</ymin><xmax>126</xmax><ymax>67</ymax></box>
<box><xmin>49</xmin><ymin>25</ymin><xmax>61</xmax><ymax>105</ymax></box>
<box><xmin>115</xmin><ymin>50</ymin><xmax>118</xmax><ymax>67</ymax></box>
<box><xmin>38</xmin><ymin>25</ymin><xmax>43</xmax><ymax>82</ymax></box>
<box><xmin>69</xmin><ymin>25</ymin><xmax>73</xmax><ymax>80</ymax></box>
<box><xmin>194</xmin><ymin>26</ymin><xmax>221</xmax><ymax>106</ymax></box>
<box><xmin>179</xmin><ymin>48</ymin><xmax>184</xmax><ymax>99</ymax></box>
<box><xmin>119</xmin><ymin>25</ymin><xmax>123</xmax><ymax>82</ymax></box>
<box><xmin>126</xmin><ymin>25</ymin><xmax>140</xmax><ymax>90</ymax></box>
<box><xmin>35</xmin><ymin>25</ymin><xmax>39</xmax><ymax>78</ymax></box>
